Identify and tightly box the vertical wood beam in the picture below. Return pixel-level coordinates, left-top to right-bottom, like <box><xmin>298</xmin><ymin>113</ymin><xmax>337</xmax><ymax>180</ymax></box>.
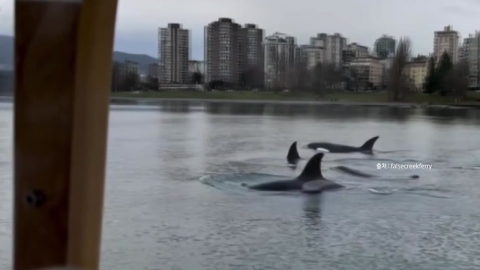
<box><xmin>14</xmin><ymin>0</ymin><xmax>118</xmax><ymax>269</ymax></box>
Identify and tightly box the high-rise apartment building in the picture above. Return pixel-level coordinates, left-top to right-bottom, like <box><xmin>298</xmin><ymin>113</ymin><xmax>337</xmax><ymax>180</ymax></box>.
<box><xmin>285</xmin><ymin>36</ymin><xmax>297</xmax><ymax>70</ymax></box>
<box><xmin>159</xmin><ymin>23</ymin><xmax>190</xmax><ymax>84</ymax></box>
<box><xmin>310</xmin><ymin>33</ymin><xmax>347</xmax><ymax>68</ymax></box>
<box><xmin>374</xmin><ymin>35</ymin><xmax>396</xmax><ymax>59</ymax></box>
<box><xmin>241</xmin><ymin>24</ymin><xmax>264</xmax><ymax>86</ymax></box>
<box><xmin>342</xmin><ymin>43</ymin><xmax>369</xmax><ymax>64</ymax></box>
<box><xmin>295</xmin><ymin>46</ymin><xmax>305</xmax><ymax>65</ymax></box>
<box><xmin>204</xmin><ymin>19</ymin><xmax>264</xmax><ymax>87</ymax></box>
<box><xmin>204</xmin><ymin>18</ymin><xmax>243</xmax><ymax>84</ymax></box>
<box><xmin>300</xmin><ymin>45</ymin><xmax>324</xmax><ymax>70</ymax></box>
<box><xmin>463</xmin><ymin>31</ymin><xmax>480</xmax><ymax>88</ymax></box>
<box><xmin>434</xmin><ymin>25</ymin><xmax>460</xmax><ymax>63</ymax></box>
<box><xmin>241</xmin><ymin>24</ymin><xmax>264</xmax><ymax>70</ymax></box>
<box><xmin>263</xmin><ymin>32</ymin><xmax>297</xmax><ymax>88</ymax></box>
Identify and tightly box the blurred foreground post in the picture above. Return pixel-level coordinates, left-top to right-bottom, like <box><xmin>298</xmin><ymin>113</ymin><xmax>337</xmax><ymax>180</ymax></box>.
<box><xmin>14</xmin><ymin>0</ymin><xmax>118</xmax><ymax>269</ymax></box>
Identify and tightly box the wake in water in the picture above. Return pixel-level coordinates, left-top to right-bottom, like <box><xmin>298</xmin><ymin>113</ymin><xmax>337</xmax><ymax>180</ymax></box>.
<box><xmin>368</xmin><ymin>186</ymin><xmax>453</xmax><ymax>199</ymax></box>
<box><xmin>374</xmin><ymin>149</ymin><xmax>412</xmax><ymax>154</ymax></box>
<box><xmin>198</xmin><ymin>139</ymin><xmax>472</xmax><ymax>200</ymax></box>
<box><xmin>199</xmin><ymin>172</ymin><xmax>451</xmax><ymax>199</ymax></box>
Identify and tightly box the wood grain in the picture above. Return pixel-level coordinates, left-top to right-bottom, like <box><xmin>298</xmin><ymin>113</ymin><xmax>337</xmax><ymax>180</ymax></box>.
<box><xmin>14</xmin><ymin>0</ymin><xmax>118</xmax><ymax>269</ymax></box>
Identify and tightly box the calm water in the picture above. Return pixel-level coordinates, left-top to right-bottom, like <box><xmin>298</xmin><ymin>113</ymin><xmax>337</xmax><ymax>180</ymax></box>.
<box><xmin>1</xmin><ymin>101</ymin><xmax>480</xmax><ymax>270</ymax></box>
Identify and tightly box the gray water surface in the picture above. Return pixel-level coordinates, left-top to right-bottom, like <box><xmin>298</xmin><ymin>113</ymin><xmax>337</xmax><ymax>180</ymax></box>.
<box><xmin>1</xmin><ymin>101</ymin><xmax>480</xmax><ymax>270</ymax></box>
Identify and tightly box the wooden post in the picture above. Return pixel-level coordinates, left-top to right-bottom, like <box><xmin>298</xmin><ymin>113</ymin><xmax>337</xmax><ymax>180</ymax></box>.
<box><xmin>14</xmin><ymin>0</ymin><xmax>118</xmax><ymax>269</ymax></box>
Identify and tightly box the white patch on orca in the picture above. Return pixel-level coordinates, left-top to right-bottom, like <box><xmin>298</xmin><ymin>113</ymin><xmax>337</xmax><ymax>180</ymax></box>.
<box><xmin>316</xmin><ymin>148</ymin><xmax>330</xmax><ymax>153</ymax></box>
<box><xmin>302</xmin><ymin>180</ymin><xmax>325</xmax><ymax>193</ymax></box>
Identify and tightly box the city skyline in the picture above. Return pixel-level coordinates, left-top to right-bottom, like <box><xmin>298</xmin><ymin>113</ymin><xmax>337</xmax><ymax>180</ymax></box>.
<box><xmin>0</xmin><ymin>0</ymin><xmax>479</xmax><ymax>59</ymax></box>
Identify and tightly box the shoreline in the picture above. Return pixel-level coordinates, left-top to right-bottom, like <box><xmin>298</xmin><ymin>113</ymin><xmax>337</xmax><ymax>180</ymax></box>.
<box><xmin>2</xmin><ymin>95</ymin><xmax>479</xmax><ymax>109</ymax></box>
<box><xmin>109</xmin><ymin>96</ymin><xmax>479</xmax><ymax>109</ymax></box>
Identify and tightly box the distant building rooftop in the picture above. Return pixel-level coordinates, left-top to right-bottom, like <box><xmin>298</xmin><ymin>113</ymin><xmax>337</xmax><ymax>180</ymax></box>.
<box><xmin>168</xmin><ymin>23</ymin><xmax>181</xmax><ymax>28</ymax></box>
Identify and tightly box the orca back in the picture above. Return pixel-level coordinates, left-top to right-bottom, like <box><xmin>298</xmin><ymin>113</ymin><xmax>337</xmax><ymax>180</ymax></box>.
<box><xmin>287</xmin><ymin>141</ymin><xmax>301</xmax><ymax>163</ymax></box>
<box><xmin>297</xmin><ymin>153</ymin><xmax>324</xmax><ymax>181</ymax></box>
<box><xmin>359</xmin><ymin>136</ymin><xmax>380</xmax><ymax>151</ymax></box>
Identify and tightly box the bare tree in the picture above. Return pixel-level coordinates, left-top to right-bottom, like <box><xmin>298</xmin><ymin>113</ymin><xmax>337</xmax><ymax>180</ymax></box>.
<box><xmin>423</xmin><ymin>56</ymin><xmax>437</xmax><ymax>94</ymax></box>
<box><xmin>311</xmin><ymin>63</ymin><xmax>325</xmax><ymax>96</ymax></box>
<box><xmin>347</xmin><ymin>67</ymin><xmax>367</xmax><ymax>92</ymax></box>
<box><xmin>382</xmin><ymin>67</ymin><xmax>390</xmax><ymax>90</ymax></box>
<box><xmin>388</xmin><ymin>37</ymin><xmax>412</xmax><ymax>101</ymax></box>
<box><xmin>323</xmin><ymin>63</ymin><xmax>343</xmax><ymax>92</ymax></box>
<box><xmin>287</xmin><ymin>59</ymin><xmax>311</xmax><ymax>93</ymax></box>
<box><xmin>345</xmin><ymin>68</ymin><xmax>357</xmax><ymax>91</ymax></box>
<box><xmin>142</xmin><ymin>76</ymin><xmax>158</xmax><ymax>91</ymax></box>
<box><xmin>121</xmin><ymin>73</ymin><xmax>140</xmax><ymax>91</ymax></box>
<box><xmin>191</xmin><ymin>72</ymin><xmax>204</xmax><ymax>84</ymax></box>
<box><xmin>275</xmin><ymin>51</ymin><xmax>287</xmax><ymax>92</ymax></box>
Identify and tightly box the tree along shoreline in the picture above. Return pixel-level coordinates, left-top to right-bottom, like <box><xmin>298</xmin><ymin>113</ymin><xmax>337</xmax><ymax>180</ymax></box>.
<box><xmin>110</xmin><ymin>37</ymin><xmax>474</xmax><ymax>101</ymax></box>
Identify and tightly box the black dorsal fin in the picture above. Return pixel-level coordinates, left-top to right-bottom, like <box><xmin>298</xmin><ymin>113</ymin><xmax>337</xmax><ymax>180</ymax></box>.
<box><xmin>360</xmin><ymin>136</ymin><xmax>379</xmax><ymax>151</ymax></box>
<box><xmin>287</xmin><ymin>141</ymin><xmax>301</xmax><ymax>163</ymax></box>
<box><xmin>297</xmin><ymin>153</ymin><xmax>324</xmax><ymax>181</ymax></box>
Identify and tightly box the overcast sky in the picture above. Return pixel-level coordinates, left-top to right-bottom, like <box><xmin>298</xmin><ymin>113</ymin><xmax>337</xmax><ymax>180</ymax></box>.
<box><xmin>1</xmin><ymin>0</ymin><xmax>479</xmax><ymax>60</ymax></box>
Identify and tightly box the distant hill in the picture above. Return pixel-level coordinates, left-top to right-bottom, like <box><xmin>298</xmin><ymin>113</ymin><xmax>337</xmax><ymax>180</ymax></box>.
<box><xmin>112</xmin><ymin>51</ymin><xmax>157</xmax><ymax>74</ymax></box>
<box><xmin>0</xmin><ymin>35</ymin><xmax>13</xmax><ymax>69</ymax></box>
<box><xmin>0</xmin><ymin>35</ymin><xmax>156</xmax><ymax>74</ymax></box>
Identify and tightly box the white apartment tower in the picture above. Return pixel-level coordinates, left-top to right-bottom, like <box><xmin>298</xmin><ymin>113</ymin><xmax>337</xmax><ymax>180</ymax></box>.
<box><xmin>342</xmin><ymin>43</ymin><xmax>369</xmax><ymax>65</ymax></box>
<box><xmin>300</xmin><ymin>45</ymin><xmax>324</xmax><ymax>70</ymax></box>
<box><xmin>263</xmin><ymin>32</ymin><xmax>296</xmax><ymax>88</ymax></box>
<box><xmin>310</xmin><ymin>33</ymin><xmax>347</xmax><ymax>68</ymax></box>
<box><xmin>159</xmin><ymin>23</ymin><xmax>190</xmax><ymax>84</ymax></box>
<box><xmin>434</xmin><ymin>25</ymin><xmax>460</xmax><ymax>63</ymax></box>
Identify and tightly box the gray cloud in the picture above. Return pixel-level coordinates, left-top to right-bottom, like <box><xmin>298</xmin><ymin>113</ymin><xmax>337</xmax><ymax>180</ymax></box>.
<box><xmin>462</xmin><ymin>0</ymin><xmax>480</xmax><ymax>5</ymax></box>
<box><xmin>443</xmin><ymin>5</ymin><xmax>479</xmax><ymax>17</ymax></box>
<box><xmin>1</xmin><ymin>0</ymin><xmax>479</xmax><ymax>59</ymax></box>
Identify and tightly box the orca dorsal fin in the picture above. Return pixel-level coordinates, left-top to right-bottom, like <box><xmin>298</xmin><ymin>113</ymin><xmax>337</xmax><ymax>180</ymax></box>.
<box><xmin>297</xmin><ymin>153</ymin><xmax>324</xmax><ymax>181</ymax></box>
<box><xmin>360</xmin><ymin>136</ymin><xmax>379</xmax><ymax>151</ymax></box>
<box><xmin>287</xmin><ymin>141</ymin><xmax>301</xmax><ymax>163</ymax></box>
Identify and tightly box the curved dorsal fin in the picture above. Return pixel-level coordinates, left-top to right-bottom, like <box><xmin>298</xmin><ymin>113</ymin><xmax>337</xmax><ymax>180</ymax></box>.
<box><xmin>297</xmin><ymin>153</ymin><xmax>324</xmax><ymax>181</ymax></box>
<box><xmin>360</xmin><ymin>136</ymin><xmax>379</xmax><ymax>151</ymax></box>
<box><xmin>287</xmin><ymin>141</ymin><xmax>301</xmax><ymax>163</ymax></box>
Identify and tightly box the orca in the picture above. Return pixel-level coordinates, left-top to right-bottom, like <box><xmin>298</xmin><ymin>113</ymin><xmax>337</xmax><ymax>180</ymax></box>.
<box><xmin>306</xmin><ymin>136</ymin><xmax>379</xmax><ymax>154</ymax></box>
<box><xmin>243</xmin><ymin>153</ymin><xmax>344</xmax><ymax>193</ymax></box>
<box><xmin>287</xmin><ymin>141</ymin><xmax>301</xmax><ymax>164</ymax></box>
